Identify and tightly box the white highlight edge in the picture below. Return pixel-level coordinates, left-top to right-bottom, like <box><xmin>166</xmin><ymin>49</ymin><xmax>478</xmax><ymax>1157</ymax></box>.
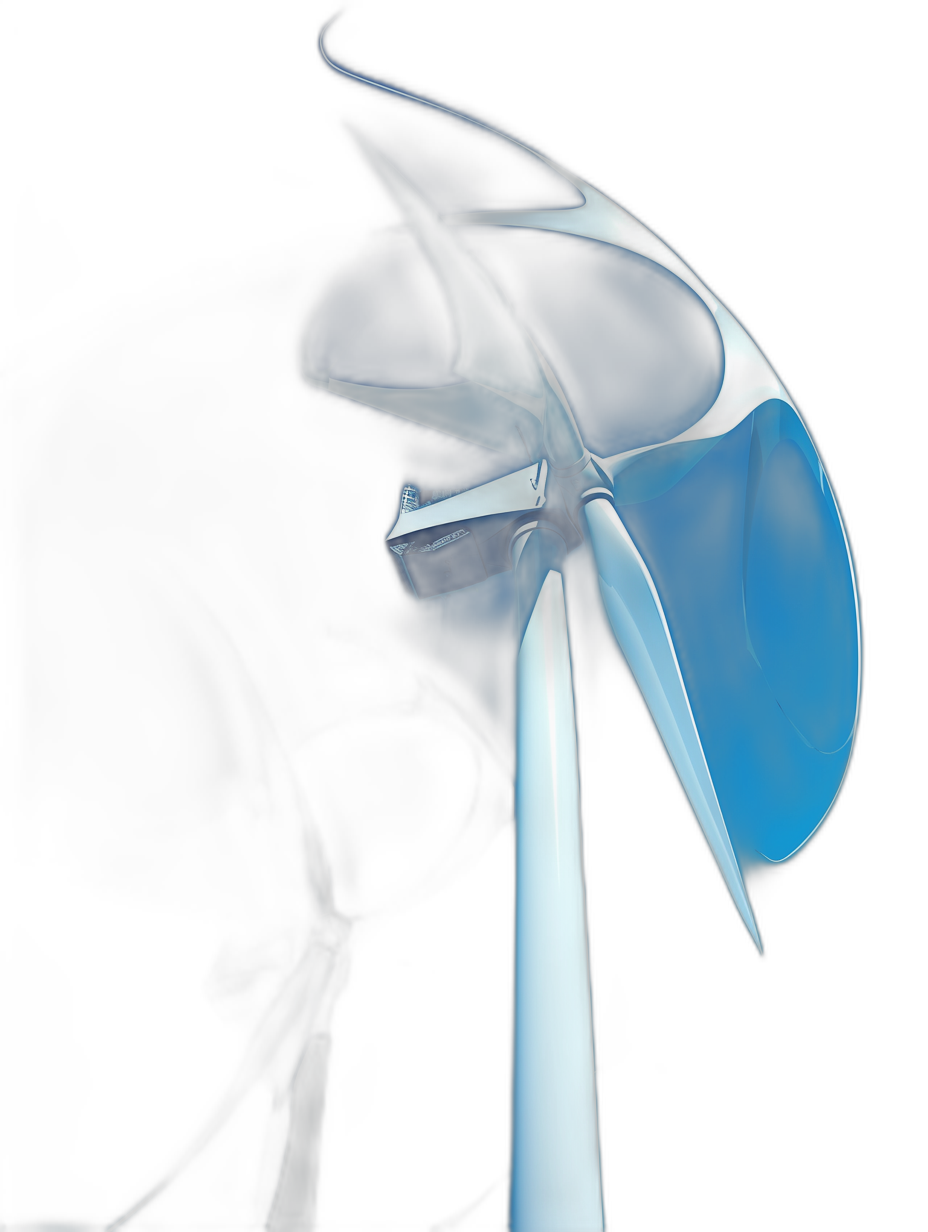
<box><xmin>515</xmin><ymin>574</ymin><xmax>601</xmax><ymax>1232</ymax></box>
<box><xmin>581</xmin><ymin>495</ymin><xmax>754</xmax><ymax>946</ymax></box>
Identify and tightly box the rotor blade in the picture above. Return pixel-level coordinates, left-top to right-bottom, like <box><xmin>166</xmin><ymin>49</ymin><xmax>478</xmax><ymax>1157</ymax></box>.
<box><xmin>302</xmin><ymin>374</ymin><xmax>543</xmax><ymax>459</ymax></box>
<box><xmin>611</xmin><ymin>404</ymin><xmax>859</xmax><ymax>865</ymax></box>
<box><xmin>352</xmin><ymin>132</ymin><xmax>546</xmax><ymax>415</ymax></box>
<box><xmin>584</xmin><ymin>496</ymin><xmax>761</xmax><ymax>949</ymax></box>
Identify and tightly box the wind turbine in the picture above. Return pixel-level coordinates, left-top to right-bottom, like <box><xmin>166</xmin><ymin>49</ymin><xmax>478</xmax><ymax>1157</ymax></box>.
<box><xmin>305</xmin><ymin>26</ymin><xmax>860</xmax><ymax>1232</ymax></box>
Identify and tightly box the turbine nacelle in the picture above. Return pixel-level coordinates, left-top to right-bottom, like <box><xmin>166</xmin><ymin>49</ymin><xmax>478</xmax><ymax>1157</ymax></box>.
<box><xmin>386</xmin><ymin>457</ymin><xmax>613</xmax><ymax>600</ymax></box>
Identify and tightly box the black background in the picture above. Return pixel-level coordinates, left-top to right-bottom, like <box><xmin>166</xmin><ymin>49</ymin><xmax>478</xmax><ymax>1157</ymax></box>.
<box><xmin>3</xmin><ymin>4</ymin><xmax>902</xmax><ymax>1227</ymax></box>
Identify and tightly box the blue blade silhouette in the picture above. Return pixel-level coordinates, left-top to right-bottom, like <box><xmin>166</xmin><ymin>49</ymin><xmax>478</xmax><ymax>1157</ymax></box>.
<box><xmin>610</xmin><ymin>404</ymin><xmax>859</xmax><ymax>864</ymax></box>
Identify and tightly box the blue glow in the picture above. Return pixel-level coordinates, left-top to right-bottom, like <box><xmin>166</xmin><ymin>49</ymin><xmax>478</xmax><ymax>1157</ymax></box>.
<box><xmin>512</xmin><ymin>569</ymin><xmax>603</xmax><ymax>1232</ymax></box>
<box><xmin>744</xmin><ymin>403</ymin><xmax>857</xmax><ymax>755</ymax></box>
<box><xmin>615</xmin><ymin>402</ymin><xmax>858</xmax><ymax>862</ymax></box>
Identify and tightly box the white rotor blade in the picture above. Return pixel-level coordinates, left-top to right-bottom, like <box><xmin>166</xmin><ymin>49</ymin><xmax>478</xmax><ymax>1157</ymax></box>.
<box><xmin>584</xmin><ymin>498</ymin><xmax>761</xmax><ymax>949</ymax></box>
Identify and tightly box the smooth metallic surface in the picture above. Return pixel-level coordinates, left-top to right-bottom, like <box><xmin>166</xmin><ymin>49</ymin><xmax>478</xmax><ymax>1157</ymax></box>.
<box><xmin>511</xmin><ymin>566</ymin><xmax>603</xmax><ymax>1232</ymax></box>
<box><xmin>387</xmin><ymin>461</ymin><xmax>546</xmax><ymax>539</ymax></box>
<box><xmin>584</xmin><ymin>496</ymin><xmax>760</xmax><ymax>948</ymax></box>
<box><xmin>356</xmin><ymin>134</ymin><xmax>547</xmax><ymax>419</ymax></box>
